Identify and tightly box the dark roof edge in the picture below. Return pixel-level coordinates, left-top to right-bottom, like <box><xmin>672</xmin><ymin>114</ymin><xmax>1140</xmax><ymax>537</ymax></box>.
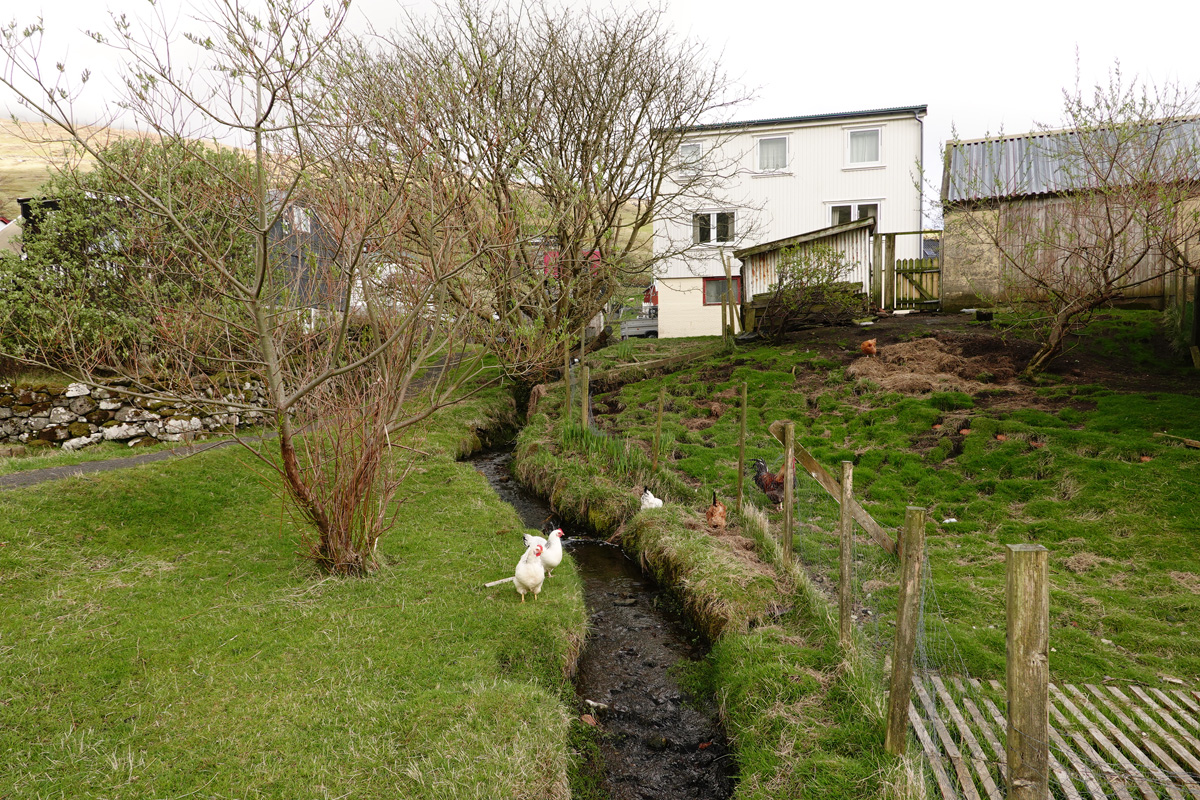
<box><xmin>733</xmin><ymin>217</ymin><xmax>876</xmax><ymax>260</ymax></box>
<box><xmin>671</xmin><ymin>105</ymin><xmax>928</xmax><ymax>135</ymax></box>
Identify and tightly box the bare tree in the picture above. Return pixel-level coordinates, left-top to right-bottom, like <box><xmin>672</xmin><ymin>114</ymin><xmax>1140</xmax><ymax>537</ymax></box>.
<box><xmin>944</xmin><ymin>65</ymin><xmax>1200</xmax><ymax>376</ymax></box>
<box><xmin>0</xmin><ymin>0</ymin><xmax>496</xmax><ymax>574</ymax></box>
<box><xmin>357</xmin><ymin>0</ymin><xmax>742</xmax><ymax>377</ymax></box>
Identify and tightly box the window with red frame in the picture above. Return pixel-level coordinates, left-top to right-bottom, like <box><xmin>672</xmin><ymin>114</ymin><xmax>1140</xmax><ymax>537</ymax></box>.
<box><xmin>703</xmin><ymin>276</ymin><xmax>740</xmax><ymax>306</ymax></box>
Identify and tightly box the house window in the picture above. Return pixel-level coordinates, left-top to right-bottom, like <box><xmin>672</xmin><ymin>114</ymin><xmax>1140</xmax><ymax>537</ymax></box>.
<box><xmin>703</xmin><ymin>276</ymin><xmax>741</xmax><ymax>306</ymax></box>
<box><xmin>847</xmin><ymin>128</ymin><xmax>881</xmax><ymax>166</ymax></box>
<box><xmin>292</xmin><ymin>206</ymin><xmax>312</xmax><ymax>233</ymax></box>
<box><xmin>679</xmin><ymin>142</ymin><xmax>703</xmax><ymax>173</ymax></box>
<box><xmin>693</xmin><ymin>211</ymin><xmax>735</xmax><ymax>244</ymax></box>
<box><xmin>757</xmin><ymin>136</ymin><xmax>787</xmax><ymax>171</ymax></box>
<box><xmin>831</xmin><ymin>202</ymin><xmax>879</xmax><ymax>226</ymax></box>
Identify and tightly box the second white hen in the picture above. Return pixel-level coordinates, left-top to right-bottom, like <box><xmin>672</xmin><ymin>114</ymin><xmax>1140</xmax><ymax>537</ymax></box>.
<box><xmin>524</xmin><ymin>529</ymin><xmax>564</xmax><ymax>577</ymax></box>
<box><xmin>640</xmin><ymin>487</ymin><xmax>663</xmax><ymax>510</ymax></box>
<box><xmin>513</xmin><ymin>542</ymin><xmax>545</xmax><ymax>603</ymax></box>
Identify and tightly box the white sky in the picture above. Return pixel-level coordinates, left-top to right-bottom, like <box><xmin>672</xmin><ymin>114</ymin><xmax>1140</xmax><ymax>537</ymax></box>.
<box><xmin>7</xmin><ymin>0</ymin><xmax>1200</xmax><ymax>209</ymax></box>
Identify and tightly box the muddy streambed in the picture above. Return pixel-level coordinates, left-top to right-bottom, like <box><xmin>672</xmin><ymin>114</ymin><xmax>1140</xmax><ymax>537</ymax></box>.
<box><xmin>470</xmin><ymin>449</ymin><xmax>735</xmax><ymax>800</ymax></box>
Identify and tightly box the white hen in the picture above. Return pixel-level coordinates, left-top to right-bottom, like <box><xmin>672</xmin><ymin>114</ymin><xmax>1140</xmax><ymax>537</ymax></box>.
<box><xmin>640</xmin><ymin>487</ymin><xmax>663</xmax><ymax>510</ymax></box>
<box><xmin>524</xmin><ymin>528</ymin><xmax>565</xmax><ymax>577</ymax></box>
<box><xmin>513</xmin><ymin>542</ymin><xmax>545</xmax><ymax>603</ymax></box>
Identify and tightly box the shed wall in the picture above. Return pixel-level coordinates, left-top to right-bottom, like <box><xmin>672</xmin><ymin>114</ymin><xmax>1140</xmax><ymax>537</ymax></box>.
<box><xmin>741</xmin><ymin>224</ymin><xmax>874</xmax><ymax>299</ymax></box>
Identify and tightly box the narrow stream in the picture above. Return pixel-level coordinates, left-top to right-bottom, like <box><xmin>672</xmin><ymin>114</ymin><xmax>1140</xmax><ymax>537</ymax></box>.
<box><xmin>471</xmin><ymin>449</ymin><xmax>736</xmax><ymax>800</ymax></box>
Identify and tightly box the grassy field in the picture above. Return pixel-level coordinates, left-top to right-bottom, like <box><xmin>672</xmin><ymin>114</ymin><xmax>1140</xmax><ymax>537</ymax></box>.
<box><xmin>0</xmin><ymin>388</ymin><xmax>588</xmax><ymax>799</ymax></box>
<box><xmin>569</xmin><ymin>314</ymin><xmax>1200</xmax><ymax>687</ymax></box>
<box><xmin>515</xmin><ymin>309</ymin><xmax>1200</xmax><ymax>798</ymax></box>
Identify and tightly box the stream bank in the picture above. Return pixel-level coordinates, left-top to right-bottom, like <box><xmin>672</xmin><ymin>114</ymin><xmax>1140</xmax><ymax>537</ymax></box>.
<box><xmin>471</xmin><ymin>448</ymin><xmax>735</xmax><ymax>800</ymax></box>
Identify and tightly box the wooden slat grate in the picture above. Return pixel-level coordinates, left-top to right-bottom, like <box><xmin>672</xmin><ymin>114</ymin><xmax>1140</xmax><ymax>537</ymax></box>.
<box><xmin>909</xmin><ymin>676</ymin><xmax>1200</xmax><ymax>800</ymax></box>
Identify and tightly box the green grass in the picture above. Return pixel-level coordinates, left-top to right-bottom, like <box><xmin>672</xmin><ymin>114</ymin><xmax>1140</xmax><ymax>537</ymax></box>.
<box><xmin>0</xmin><ymin>388</ymin><xmax>587</xmax><ymax>799</ymax></box>
<box><xmin>519</xmin><ymin>312</ymin><xmax>1200</xmax><ymax>798</ymax></box>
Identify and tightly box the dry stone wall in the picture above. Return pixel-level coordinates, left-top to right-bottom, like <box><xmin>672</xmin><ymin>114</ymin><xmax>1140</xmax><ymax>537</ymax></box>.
<box><xmin>0</xmin><ymin>380</ymin><xmax>268</xmax><ymax>451</ymax></box>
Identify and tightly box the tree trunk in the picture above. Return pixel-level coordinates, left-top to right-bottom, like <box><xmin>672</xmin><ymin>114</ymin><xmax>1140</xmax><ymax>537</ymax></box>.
<box><xmin>1022</xmin><ymin>307</ymin><xmax>1074</xmax><ymax>377</ymax></box>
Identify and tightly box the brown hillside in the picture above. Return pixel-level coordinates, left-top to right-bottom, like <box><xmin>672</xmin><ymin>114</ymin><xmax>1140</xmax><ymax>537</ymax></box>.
<box><xmin>0</xmin><ymin>119</ymin><xmax>149</xmax><ymax>220</ymax></box>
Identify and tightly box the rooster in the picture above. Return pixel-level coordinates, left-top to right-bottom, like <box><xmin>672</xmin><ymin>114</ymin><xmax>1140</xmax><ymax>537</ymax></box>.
<box><xmin>513</xmin><ymin>542</ymin><xmax>546</xmax><ymax>603</ymax></box>
<box><xmin>524</xmin><ymin>529</ymin><xmax>565</xmax><ymax>577</ymax></box>
<box><xmin>706</xmin><ymin>490</ymin><xmax>726</xmax><ymax>530</ymax></box>
<box><xmin>753</xmin><ymin>457</ymin><xmax>797</xmax><ymax>511</ymax></box>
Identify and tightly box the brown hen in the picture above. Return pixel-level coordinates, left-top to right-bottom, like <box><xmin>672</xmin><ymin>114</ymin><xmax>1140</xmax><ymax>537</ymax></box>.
<box><xmin>706</xmin><ymin>490</ymin><xmax>727</xmax><ymax>530</ymax></box>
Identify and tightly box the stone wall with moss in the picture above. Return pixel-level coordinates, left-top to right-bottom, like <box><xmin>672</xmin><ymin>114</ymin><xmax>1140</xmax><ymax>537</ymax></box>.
<box><xmin>0</xmin><ymin>379</ymin><xmax>267</xmax><ymax>451</ymax></box>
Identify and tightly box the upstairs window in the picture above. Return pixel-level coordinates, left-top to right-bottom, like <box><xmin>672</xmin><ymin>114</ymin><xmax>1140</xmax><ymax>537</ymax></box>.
<box><xmin>847</xmin><ymin>128</ymin><xmax>881</xmax><ymax>166</ymax></box>
<box><xmin>693</xmin><ymin>211</ymin><xmax>735</xmax><ymax>244</ymax></box>
<box><xmin>678</xmin><ymin>142</ymin><xmax>703</xmax><ymax>173</ymax></box>
<box><xmin>758</xmin><ymin>136</ymin><xmax>787</xmax><ymax>171</ymax></box>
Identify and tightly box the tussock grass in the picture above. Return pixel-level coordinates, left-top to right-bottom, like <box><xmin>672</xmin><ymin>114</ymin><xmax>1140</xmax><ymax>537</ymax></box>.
<box><xmin>622</xmin><ymin>505</ymin><xmax>781</xmax><ymax>641</ymax></box>
<box><xmin>0</xmin><ymin>387</ymin><xmax>585</xmax><ymax>799</ymax></box>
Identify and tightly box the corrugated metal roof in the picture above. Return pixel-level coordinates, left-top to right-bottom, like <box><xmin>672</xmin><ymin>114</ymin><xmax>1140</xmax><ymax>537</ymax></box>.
<box><xmin>670</xmin><ymin>105</ymin><xmax>928</xmax><ymax>134</ymax></box>
<box><xmin>944</xmin><ymin>118</ymin><xmax>1200</xmax><ymax>203</ymax></box>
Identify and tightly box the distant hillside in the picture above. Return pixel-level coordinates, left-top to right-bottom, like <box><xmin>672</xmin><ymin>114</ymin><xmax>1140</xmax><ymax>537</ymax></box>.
<box><xmin>0</xmin><ymin>119</ymin><xmax>145</xmax><ymax>220</ymax></box>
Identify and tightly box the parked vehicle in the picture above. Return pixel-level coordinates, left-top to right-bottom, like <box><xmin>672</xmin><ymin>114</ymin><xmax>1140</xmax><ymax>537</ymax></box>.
<box><xmin>620</xmin><ymin>312</ymin><xmax>658</xmax><ymax>339</ymax></box>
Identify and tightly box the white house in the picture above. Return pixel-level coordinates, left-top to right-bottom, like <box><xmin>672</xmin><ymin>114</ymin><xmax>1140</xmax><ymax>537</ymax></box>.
<box><xmin>652</xmin><ymin>105</ymin><xmax>928</xmax><ymax>338</ymax></box>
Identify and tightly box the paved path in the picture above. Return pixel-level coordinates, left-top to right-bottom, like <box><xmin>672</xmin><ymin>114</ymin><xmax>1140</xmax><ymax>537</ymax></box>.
<box><xmin>0</xmin><ymin>439</ymin><xmax>243</xmax><ymax>491</ymax></box>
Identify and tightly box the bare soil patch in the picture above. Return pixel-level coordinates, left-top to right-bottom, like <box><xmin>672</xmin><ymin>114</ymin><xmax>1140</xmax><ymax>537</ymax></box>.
<box><xmin>782</xmin><ymin>312</ymin><xmax>1200</xmax><ymax>396</ymax></box>
<box><xmin>847</xmin><ymin>334</ymin><xmax>1017</xmax><ymax>395</ymax></box>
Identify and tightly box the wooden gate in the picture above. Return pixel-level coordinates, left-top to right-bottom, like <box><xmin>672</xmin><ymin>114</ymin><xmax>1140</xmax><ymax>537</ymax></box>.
<box><xmin>894</xmin><ymin>258</ymin><xmax>941</xmax><ymax>310</ymax></box>
<box><xmin>873</xmin><ymin>231</ymin><xmax>942</xmax><ymax>311</ymax></box>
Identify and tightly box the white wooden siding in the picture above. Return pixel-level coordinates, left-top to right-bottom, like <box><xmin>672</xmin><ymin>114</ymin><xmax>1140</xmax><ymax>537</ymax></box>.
<box><xmin>654</xmin><ymin>110</ymin><xmax>925</xmax><ymax>284</ymax></box>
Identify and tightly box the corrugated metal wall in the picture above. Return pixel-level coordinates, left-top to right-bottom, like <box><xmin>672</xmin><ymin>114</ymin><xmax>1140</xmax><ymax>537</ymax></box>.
<box><xmin>741</xmin><ymin>225</ymin><xmax>873</xmax><ymax>300</ymax></box>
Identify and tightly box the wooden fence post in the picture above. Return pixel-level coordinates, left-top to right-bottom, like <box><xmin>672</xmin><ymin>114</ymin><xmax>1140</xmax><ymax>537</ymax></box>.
<box><xmin>723</xmin><ymin>252</ymin><xmax>738</xmax><ymax>336</ymax></box>
<box><xmin>737</xmin><ymin>381</ymin><xmax>747</xmax><ymax>513</ymax></box>
<box><xmin>883</xmin><ymin>234</ymin><xmax>897</xmax><ymax>311</ymax></box>
<box><xmin>721</xmin><ymin>284</ymin><xmax>729</xmax><ymax>343</ymax></box>
<box><xmin>872</xmin><ymin>232</ymin><xmax>884</xmax><ymax>309</ymax></box>
<box><xmin>839</xmin><ymin>461</ymin><xmax>854</xmax><ymax>650</ymax></box>
<box><xmin>885</xmin><ymin>506</ymin><xmax>926</xmax><ymax>755</ymax></box>
<box><xmin>782</xmin><ymin>422</ymin><xmax>795</xmax><ymax>564</ymax></box>
<box><xmin>1006</xmin><ymin>543</ymin><xmax>1050</xmax><ymax>800</ymax></box>
<box><xmin>652</xmin><ymin>387</ymin><xmax>665</xmax><ymax>472</ymax></box>
<box><xmin>564</xmin><ymin>340</ymin><xmax>572</xmax><ymax>426</ymax></box>
<box><xmin>580</xmin><ymin>365</ymin><xmax>590</xmax><ymax>429</ymax></box>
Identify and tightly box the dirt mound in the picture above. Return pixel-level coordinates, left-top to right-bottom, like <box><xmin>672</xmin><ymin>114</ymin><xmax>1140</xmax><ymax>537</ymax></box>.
<box><xmin>846</xmin><ymin>336</ymin><xmax>1018</xmax><ymax>395</ymax></box>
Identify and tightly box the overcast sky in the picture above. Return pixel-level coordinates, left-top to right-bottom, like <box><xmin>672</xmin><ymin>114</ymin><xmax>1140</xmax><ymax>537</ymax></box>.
<box><xmin>7</xmin><ymin>0</ymin><xmax>1200</xmax><ymax>205</ymax></box>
